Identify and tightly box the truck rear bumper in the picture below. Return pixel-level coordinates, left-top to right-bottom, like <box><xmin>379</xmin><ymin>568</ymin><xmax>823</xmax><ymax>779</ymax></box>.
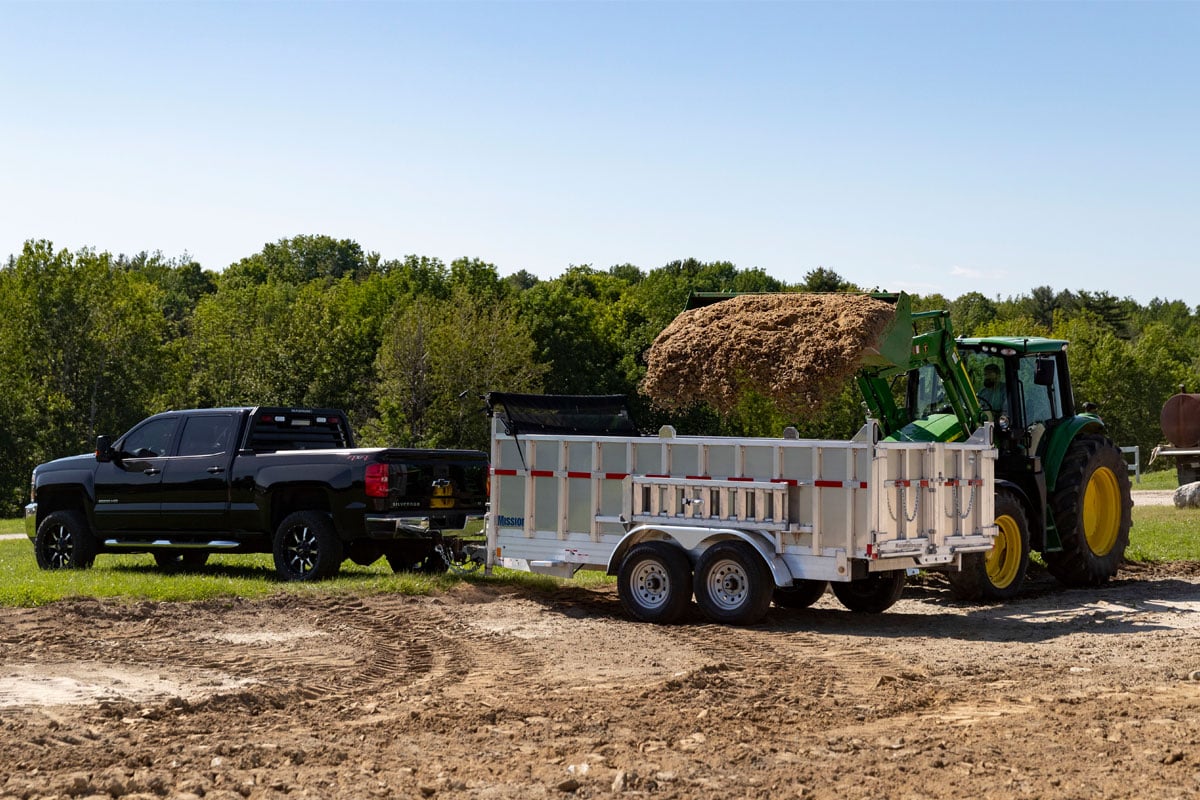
<box><xmin>364</xmin><ymin>516</ymin><xmax>439</xmax><ymax>540</ymax></box>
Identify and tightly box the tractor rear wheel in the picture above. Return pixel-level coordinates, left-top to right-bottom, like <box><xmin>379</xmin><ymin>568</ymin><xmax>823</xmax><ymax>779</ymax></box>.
<box><xmin>1045</xmin><ymin>434</ymin><xmax>1132</xmax><ymax>587</ymax></box>
<box><xmin>947</xmin><ymin>487</ymin><xmax>1030</xmax><ymax>601</ymax></box>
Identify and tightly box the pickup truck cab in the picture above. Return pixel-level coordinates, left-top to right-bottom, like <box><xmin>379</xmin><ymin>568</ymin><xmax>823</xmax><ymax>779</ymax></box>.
<box><xmin>25</xmin><ymin>407</ymin><xmax>490</xmax><ymax>581</ymax></box>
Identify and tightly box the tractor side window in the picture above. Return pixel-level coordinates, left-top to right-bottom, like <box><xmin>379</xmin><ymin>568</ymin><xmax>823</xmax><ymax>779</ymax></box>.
<box><xmin>914</xmin><ymin>364</ymin><xmax>946</xmax><ymax>417</ymax></box>
<box><xmin>1018</xmin><ymin>357</ymin><xmax>1059</xmax><ymax>425</ymax></box>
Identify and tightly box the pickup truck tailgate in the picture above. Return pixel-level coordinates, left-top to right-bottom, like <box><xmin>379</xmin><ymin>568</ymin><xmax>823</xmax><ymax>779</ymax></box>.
<box><xmin>374</xmin><ymin>449</ymin><xmax>489</xmax><ymax>516</ymax></box>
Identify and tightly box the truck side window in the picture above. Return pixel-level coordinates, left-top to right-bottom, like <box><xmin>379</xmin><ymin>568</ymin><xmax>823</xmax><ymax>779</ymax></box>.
<box><xmin>121</xmin><ymin>418</ymin><xmax>179</xmax><ymax>458</ymax></box>
<box><xmin>178</xmin><ymin>414</ymin><xmax>238</xmax><ymax>457</ymax></box>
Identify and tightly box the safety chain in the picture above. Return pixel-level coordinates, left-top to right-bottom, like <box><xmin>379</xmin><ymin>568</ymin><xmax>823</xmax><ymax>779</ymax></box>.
<box><xmin>885</xmin><ymin>482</ymin><xmax>921</xmax><ymax>523</ymax></box>
<box><xmin>948</xmin><ymin>480</ymin><xmax>977</xmax><ymax>521</ymax></box>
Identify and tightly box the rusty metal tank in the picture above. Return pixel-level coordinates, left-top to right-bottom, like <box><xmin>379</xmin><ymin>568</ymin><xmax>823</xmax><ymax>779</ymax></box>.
<box><xmin>1160</xmin><ymin>393</ymin><xmax>1200</xmax><ymax>448</ymax></box>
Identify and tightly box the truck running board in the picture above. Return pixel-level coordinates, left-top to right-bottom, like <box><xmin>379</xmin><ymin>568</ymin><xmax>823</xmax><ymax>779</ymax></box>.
<box><xmin>103</xmin><ymin>539</ymin><xmax>241</xmax><ymax>550</ymax></box>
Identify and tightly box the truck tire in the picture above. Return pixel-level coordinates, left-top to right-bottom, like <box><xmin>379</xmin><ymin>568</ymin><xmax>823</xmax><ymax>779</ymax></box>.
<box><xmin>34</xmin><ymin>510</ymin><xmax>97</xmax><ymax>570</ymax></box>
<box><xmin>694</xmin><ymin>541</ymin><xmax>775</xmax><ymax>625</ymax></box>
<box><xmin>946</xmin><ymin>487</ymin><xmax>1030</xmax><ymax>601</ymax></box>
<box><xmin>773</xmin><ymin>579</ymin><xmax>829</xmax><ymax>609</ymax></box>
<box><xmin>1045</xmin><ymin>434</ymin><xmax>1132</xmax><ymax>587</ymax></box>
<box><xmin>831</xmin><ymin>570</ymin><xmax>906</xmax><ymax>613</ymax></box>
<box><xmin>273</xmin><ymin>511</ymin><xmax>344</xmax><ymax>581</ymax></box>
<box><xmin>617</xmin><ymin>541</ymin><xmax>693</xmax><ymax>624</ymax></box>
<box><xmin>154</xmin><ymin>552</ymin><xmax>209</xmax><ymax>572</ymax></box>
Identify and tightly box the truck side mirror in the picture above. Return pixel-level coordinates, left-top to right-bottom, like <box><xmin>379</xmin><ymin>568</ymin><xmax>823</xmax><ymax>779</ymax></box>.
<box><xmin>1034</xmin><ymin>356</ymin><xmax>1056</xmax><ymax>387</ymax></box>
<box><xmin>96</xmin><ymin>435</ymin><xmax>113</xmax><ymax>463</ymax></box>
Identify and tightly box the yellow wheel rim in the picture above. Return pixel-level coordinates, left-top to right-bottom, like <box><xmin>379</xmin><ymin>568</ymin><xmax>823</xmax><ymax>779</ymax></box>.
<box><xmin>985</xmin><ymin>513</ymin><xmax>1023</xmax><ymax>589</ymax></box>
<box><xmin>1083</xmin><ymin>466</ymin><xmax>1122</xmax><ymax>556</ymax></box>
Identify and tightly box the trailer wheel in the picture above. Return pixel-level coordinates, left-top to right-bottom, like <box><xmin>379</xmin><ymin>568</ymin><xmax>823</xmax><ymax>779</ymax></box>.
<box><xmin>773</xmin><ymin>579</ymin><xmax>828</xmax><ymax>609</ymax></box>
<box><xmin>34</xmin><ymin>510</ymin><xmax>97</xmax><ymax>570</ymax></box>
<box><xmin>947</xmin><ymin>487</ymin><xmax>1030</xmax><ymax>601</ymax></box>
<box><xmin>273</xmin><ymin>511</ymin><xmax>344</xmax><ymax>581</ymax></box>
<box><xmin>1045</xmin><ymin>434</ymin><xmax>1132</xmax><ymax>587</ymax></box>
<box><xmin>831</xmin><ymin>570</ymin><xmax>906</xmax><ymax>613</ymax></box>
<box><xmin>617</xmin><ymin>541</ymin><xmax>693</xmax><ymax>624</ymax></box>
<box><xmin>694</xmin><ymin>541</ymin><xmax>774</xmax><ymax>625</ymax></box>
<box><xmin>153</xmin><ymin>551</ymin><xmax>209</xmax><ymax>572</ymax></box>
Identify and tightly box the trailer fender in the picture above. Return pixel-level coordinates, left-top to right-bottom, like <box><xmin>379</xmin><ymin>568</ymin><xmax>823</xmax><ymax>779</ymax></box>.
<box><xmin>606</xmin><ymin>524</ymin><xmax>793</xmax><ymax>588</ymax></box>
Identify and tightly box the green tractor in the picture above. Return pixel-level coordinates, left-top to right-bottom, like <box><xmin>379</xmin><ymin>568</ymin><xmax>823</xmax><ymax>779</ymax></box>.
<box><xmin>855</xmin><ymin>292</ymin><xmax>1132</xmax><ymax>600</ymax></box>
<box><xmin>684</xmin><ymin>290</ymin><xmax>1133</xmax><ymax>601</ymax></box>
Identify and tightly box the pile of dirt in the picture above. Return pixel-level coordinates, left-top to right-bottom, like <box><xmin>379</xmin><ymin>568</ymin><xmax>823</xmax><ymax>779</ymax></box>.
<box><xmin>640</xmin><ymin>293</ymin><xmax>898</xmax><ymax>415</ymax></box>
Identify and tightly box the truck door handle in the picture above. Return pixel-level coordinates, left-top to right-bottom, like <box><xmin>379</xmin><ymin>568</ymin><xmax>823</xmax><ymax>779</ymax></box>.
<box><xmin>143</xmin><ymin>468</ymin><xmax>161</xmax><ymax>476</ymax></box>
<box><xmin>207</xmin><ymin>466</ymin><xmax>225</xmax><ymax>474</ymax></box>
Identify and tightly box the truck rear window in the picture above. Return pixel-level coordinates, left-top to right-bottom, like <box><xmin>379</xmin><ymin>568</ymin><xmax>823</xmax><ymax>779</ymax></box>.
<box><xmin>247</xmin><ymin>411</ymin><xmax>352</xmax><ymax>452</ymax></box>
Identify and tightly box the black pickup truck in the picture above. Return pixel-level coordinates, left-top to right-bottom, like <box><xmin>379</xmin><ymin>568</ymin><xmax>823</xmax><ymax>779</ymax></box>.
<box><xmin>24</xmin><ymin>407</ymin><xmax>490</xmax><ymax>581</ymax></box>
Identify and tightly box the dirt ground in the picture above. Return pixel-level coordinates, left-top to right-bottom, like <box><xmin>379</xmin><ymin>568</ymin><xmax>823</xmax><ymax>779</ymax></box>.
<box><xmin>4</xmin><ymin>505</ymin><xmax>1200</xmax><ymax>800</ymax></box>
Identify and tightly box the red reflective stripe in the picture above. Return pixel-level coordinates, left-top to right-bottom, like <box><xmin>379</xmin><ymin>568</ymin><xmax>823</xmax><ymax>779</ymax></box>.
<box><xmin>530</xmin><ymin>469</ymin><xmax>554</xmax><ymax>478</ymax></box>
<box><xmin>892</xmin><ymin>479</ymin><xmax>911</xmax><ymax>488</ymax></box>
<box><xmin>604</xmin><ymin>473</ymin><xmax>629</xmax><ymax>480</ymax></box>
<box><xmin>645</xmin><ymin>474</ymin><xmax>670</xmax><ymax>479</ymax></box>
<box><xmin>493</xmin><ymin>468</ymin><xmax>518</xmax><ymax>476</ymax></box>
<box><xmin>686</xmin><ymin>475</ymin><xmax>711</xmax><ymax>481</ymax></box>
<box><xmin>815</xmin><ymin>480</ymin><xmax>868</xmax><ymax>489</ymax></box>
<box><xmin>814</xmin><ymin>480</ymin><xmax>842</xmax><ymax>488</ymax></box>
<box><xmin>566</xmin><ymin>471</ymin><xmax>590</xmax><ymax>479</ymax></box>
<box><xmin>728</xmin><ymin>476</ymin><xmax>754</xmax><ymax>482</ymax></box>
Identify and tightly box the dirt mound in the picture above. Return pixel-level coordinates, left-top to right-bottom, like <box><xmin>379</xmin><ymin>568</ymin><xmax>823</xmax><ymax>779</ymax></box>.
<box><xmin>640</xmin><ymin>293</ymin><xmax>897</xmax><ymax>415</ymax></box>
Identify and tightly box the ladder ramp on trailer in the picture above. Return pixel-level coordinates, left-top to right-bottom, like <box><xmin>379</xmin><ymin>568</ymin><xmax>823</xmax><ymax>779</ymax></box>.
<box><xmin>485</xmin><ymin>393</ymin><xmax>997</xmax><ymax>583</ymax></box>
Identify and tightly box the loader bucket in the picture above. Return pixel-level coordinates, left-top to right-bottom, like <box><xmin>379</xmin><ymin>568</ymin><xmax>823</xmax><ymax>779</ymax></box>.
<box><xmin>859</xmin><ymin>292</ymin><xmax>915</xmax><ymax>371</ymax></box>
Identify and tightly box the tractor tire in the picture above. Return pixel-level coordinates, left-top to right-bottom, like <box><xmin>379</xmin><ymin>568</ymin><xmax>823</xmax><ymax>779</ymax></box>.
<box><xmin>617</xmin><ymin>541</ymin><xmax>693</xmax><ymax>624</ymax></box>
<box><xmin>773</xmin><ymin>579</ymin><xmax>829</xmax><ymax>609</ymax></box>
<box><xmin>831</xmin><ymin>570</ymin><xmax>906</xmax><ymax>613</ymax></box>
<box><xmin>34</xmin><ymin>510</ymin><xmax>97</xmax><ymax>570</ymax></box>
<box><xmin>946</xmin><ymin>487</ymin><xmax>1031</xmax><ymax>602</ymax></box>
<box><xmin>1044</xmin><ymin>434</ymin><xmax>1132</xmax><ymax>587</ymax></box>
<box><xmin>694</xmin><ymin>541</ymin><xmax>774</xmax><ymax>625</ymax></box>
<box><xmin>273</xmin><ymin>511</ymin><xmax>345</xmax><ymax>581</ymax></box>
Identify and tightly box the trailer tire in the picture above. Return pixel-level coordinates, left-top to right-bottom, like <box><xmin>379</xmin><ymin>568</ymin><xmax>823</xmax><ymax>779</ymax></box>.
<box><xmin>34</xmin><ymin>510</ymin><xmax>97</xmax><ymax>570</ymax></box>
<box><xmin>773</xmin><ymin>579</ymin><xmax>828</xmax><ymax>609</ymax></box>
<box><xmin>831</xmin><ymin>570</ymin><xmax>906</xmax><ymax>613</ymax></box>
<box><xmin>1045</xmin><ymin>434</ymin><xmax>1132</xmax><ymax>587</ymax></box>
<box><xmin>617</xmin><ymin>541</ymin><xmax>693</xmax><ymax>624</ymax></box>
<box><xmin>947</xmin><ymin>487</ymin><xmax>1030</xmax><ymax>601</ymax></box>
<box><xmin>693</xmin><ymin>541</ymin><xmax>774</xmax><ymax>625</ymax></box>
<box><xmin>273</xmin><ymin>511</ymin><xmax>344</xmax><ymax>581</ymax></box>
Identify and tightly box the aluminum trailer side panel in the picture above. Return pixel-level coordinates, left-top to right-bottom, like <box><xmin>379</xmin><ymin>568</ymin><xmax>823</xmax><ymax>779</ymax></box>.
<box><xmin>487</xmin><ymin>418</ymin><xmax>996</xmax><ymax>583</ymax></box>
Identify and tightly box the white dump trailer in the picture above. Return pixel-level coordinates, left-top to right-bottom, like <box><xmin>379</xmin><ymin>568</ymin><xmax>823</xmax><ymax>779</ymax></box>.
<box><xmin>485</xmin><ymin>394</ymin><xmax>997</xmax><ymax>625</ymax></box>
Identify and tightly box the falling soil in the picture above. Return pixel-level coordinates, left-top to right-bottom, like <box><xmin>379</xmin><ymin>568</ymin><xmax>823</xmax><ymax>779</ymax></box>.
<box><xmin>2</xmin><ymin>547</ymin><xmax>1200</xmax><ymax>800</ymax></box>
<box><xmin>641</xmin><ymin>293</ymin><xmax>897</xmax><ymax>415</ymax></box>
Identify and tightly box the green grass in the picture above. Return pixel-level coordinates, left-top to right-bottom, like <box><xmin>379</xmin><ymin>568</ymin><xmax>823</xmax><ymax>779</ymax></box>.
<box><xmin>0</xmin><ymin>525</ymin><xmax>612</xmax><ymax>607</ymax></box>
<box><xmin>1130</xmin><ymin>466</ymin><xmax>1179</xmax><ymax>490</ymax></box>
<box><xmin>1</xmin><ymin>501</ymin><xmax>1196</xmax><ymax>607</ymax></box>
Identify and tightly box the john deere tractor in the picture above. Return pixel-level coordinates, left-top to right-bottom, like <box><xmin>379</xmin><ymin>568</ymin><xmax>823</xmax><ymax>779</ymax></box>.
<box><xmin>855</xmin><ymin>292</ymin><xmax>1132</xmax><ymax>600</ymax></box>
<box><xmin>685</xmin><ymin>290</ymin><xmax>1133</xmax><ymax>601</ymax></box>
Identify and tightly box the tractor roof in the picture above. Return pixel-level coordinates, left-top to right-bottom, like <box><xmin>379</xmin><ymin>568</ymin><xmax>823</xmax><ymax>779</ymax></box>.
<box><xmin>956</xmin><ymin>336</ymin><xmax>1069</xmax><ymax>354</ymax></box>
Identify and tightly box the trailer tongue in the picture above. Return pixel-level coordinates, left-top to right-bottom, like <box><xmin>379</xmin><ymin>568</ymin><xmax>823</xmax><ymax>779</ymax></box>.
<box><xmin>485</xmin><ymin>392</ymin><xmax>997</xmax><ymax>625</ymax></box>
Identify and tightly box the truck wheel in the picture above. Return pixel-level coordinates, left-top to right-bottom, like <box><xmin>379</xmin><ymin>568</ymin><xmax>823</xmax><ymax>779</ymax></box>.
<box><xmin>1045</xmin><ymin>434</ymin><xmax>1132</xmax><ymax>587</ymax></box>
<box><xmin>154</xmin><ymin>552</ymin><xmax>209</xmax><ymax>572</ymax></box>
<box><xmin>617</xmin><ymin>541</ymin><xmax>693</xmax><ymax>624</ymax></box>
<box><xmin>34</xmin><ymin>510</ymin><xmax>97</xmax><ymax>570</ymax></box>
<box><xmin>947</xmin><ymin>487</ymin><xmax>1030</xmax><ymax>601</ymax></box>
<box><xmin>774</xmin><ymin>579</ymin><xmax>829</xmax><ymax>609</ymax></box>
<box><xmin>273</xmin><ymin>511</ymin><xmax>344</xmax><ymax>581</ymax></box>
<box><xmin>694</xmin><ymin>541</ymin><xmax>774</xmax><ymax>625</ymax></box>
<box><xmin>831</xmin><ymin>571</ymin><xmax>906</xmax><ymax>613</ymax></box>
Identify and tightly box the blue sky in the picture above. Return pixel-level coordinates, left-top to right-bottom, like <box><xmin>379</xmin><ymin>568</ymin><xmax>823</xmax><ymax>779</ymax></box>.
<box><xmin>2</xmin><ymin>1</ymin><xmax>1196</xmax><ymax>305</ymax></box>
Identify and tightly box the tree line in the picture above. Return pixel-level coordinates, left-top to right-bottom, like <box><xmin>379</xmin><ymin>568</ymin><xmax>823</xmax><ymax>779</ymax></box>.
<box><xmin>1</xmin><ymin>236</ymin><xmax>1195</xmax><ymax>515</ymax></box>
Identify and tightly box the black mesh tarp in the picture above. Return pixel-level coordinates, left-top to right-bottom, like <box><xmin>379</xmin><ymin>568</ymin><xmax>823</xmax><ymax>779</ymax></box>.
<box><xmin>485</xmin><ymin>392</ymin><xmax>640</xmax><ymax>436</ymax></box>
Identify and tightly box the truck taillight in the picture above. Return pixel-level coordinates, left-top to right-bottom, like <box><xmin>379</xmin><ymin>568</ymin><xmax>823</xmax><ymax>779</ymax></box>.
<box><xmin>365</xmin><ymin>463</ymin><xmax>389</xmax><ymax>498</ymax></box>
